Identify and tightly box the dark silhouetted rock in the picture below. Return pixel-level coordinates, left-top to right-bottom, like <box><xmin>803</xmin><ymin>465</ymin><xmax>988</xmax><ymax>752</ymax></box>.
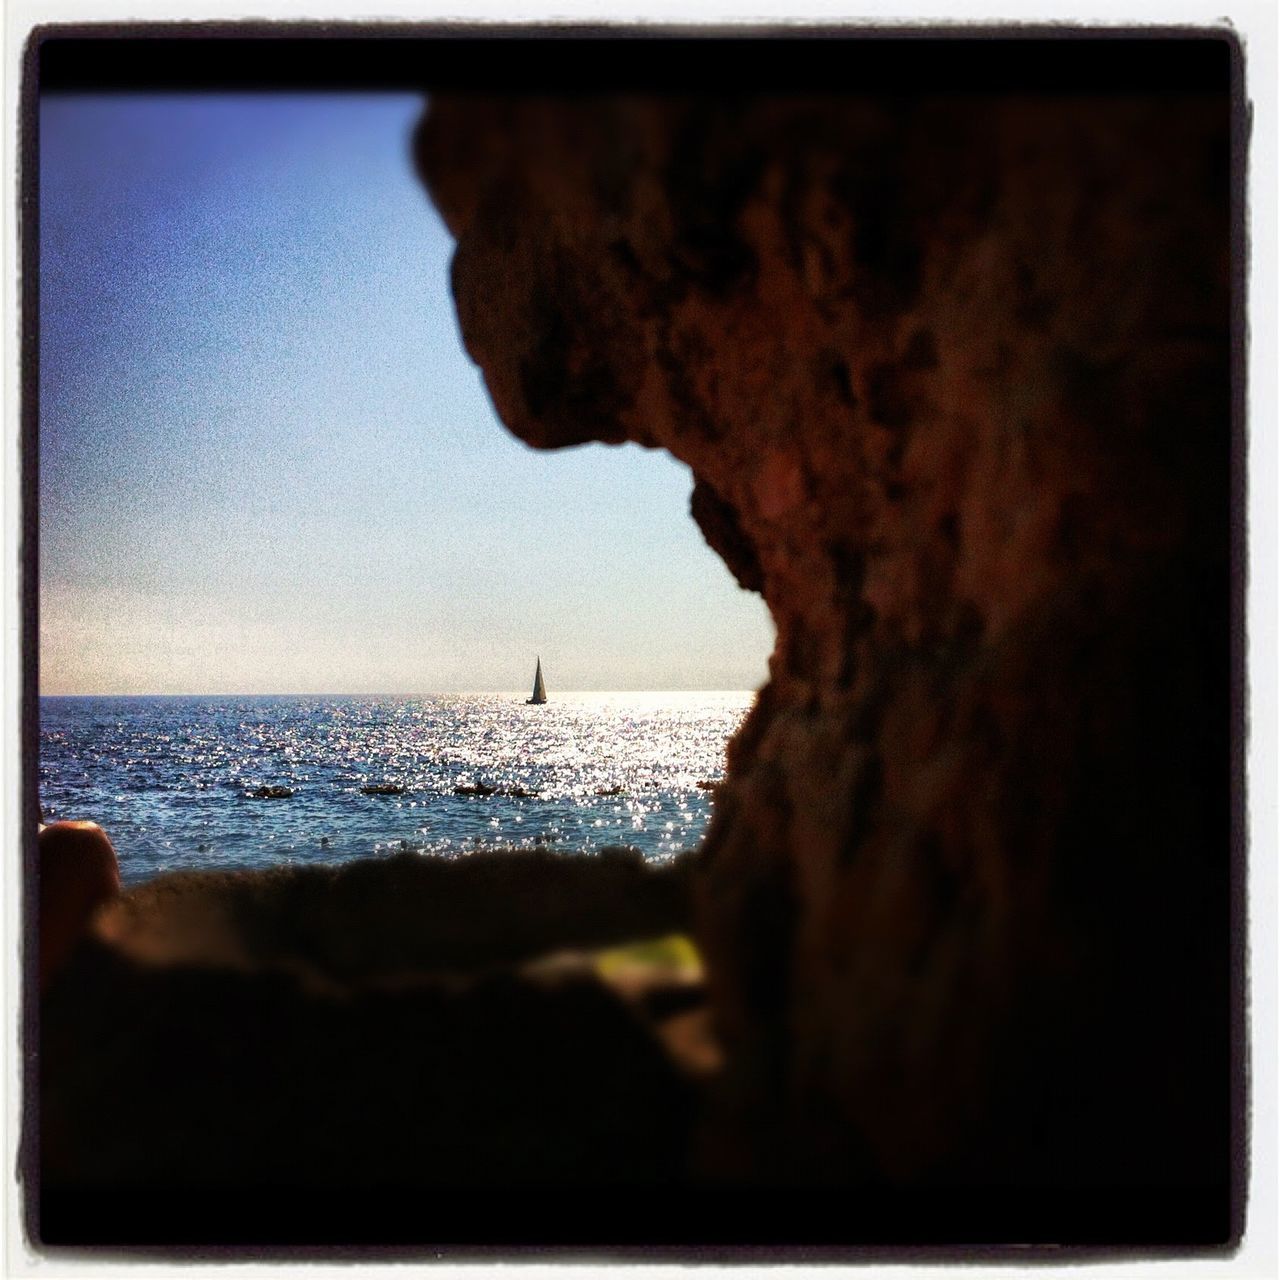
<box><xmin>41</xmin><ymin>850</ymin><xmax>701</xmax><ymax>1206</ymax></box>
<box><xmin>38</xmin><ymin>821</ymin><xmax>122</xmax><ymax>994</ymax></box>
<box><xmin>418</xmin><ymin>91</ymin><xmax>1233</xmax><ymax>1207</ymax></box>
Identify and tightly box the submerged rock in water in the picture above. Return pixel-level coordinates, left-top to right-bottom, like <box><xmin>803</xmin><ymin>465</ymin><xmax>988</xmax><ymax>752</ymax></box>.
<box><xmin>453</xmin><ymin>782</ymin><xmax>496</xmax><ymax>797</ymax></box>
<box><xmin>250</xmin><ymin>785</ymin><xmax>294</xmax><ymax>800</ymax></box>
<box><xmin>360</xmin><ymin>783</ymin><xmax>406</xmax><ymax>796</ymax></box>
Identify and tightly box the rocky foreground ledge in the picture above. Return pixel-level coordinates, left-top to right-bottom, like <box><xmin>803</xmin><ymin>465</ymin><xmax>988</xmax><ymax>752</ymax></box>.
<box><xmin>38</xmin><ymin>849</ymin><xmax>722</xmax><ymax>1246</ymax></box>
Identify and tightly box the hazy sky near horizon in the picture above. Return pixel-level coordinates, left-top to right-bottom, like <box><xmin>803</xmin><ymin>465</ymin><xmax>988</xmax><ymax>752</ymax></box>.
<box><xmin>39</xmin><ymin>94</ymin><xmax>774</xmax><ymax>695</ymax></box>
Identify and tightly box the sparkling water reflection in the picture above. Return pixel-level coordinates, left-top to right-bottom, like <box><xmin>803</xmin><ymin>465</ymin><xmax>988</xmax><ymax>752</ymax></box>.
<box><xmin>39</xmin><ymin>693</ymin><xmax>753</xmax><ymax>885</ymax></box>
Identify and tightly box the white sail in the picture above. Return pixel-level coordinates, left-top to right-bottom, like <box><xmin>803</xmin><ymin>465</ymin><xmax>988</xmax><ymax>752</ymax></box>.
<box><xmin>527</xmin><ymin>657</ymin><xmax>547</xmax><ymax>704</ymax></box>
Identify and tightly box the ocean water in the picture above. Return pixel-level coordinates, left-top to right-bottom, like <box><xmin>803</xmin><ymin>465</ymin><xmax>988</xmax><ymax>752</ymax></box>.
<box><xmin>38</xmin><ymin>692</ymin><xmax>754</xmax><ymax>886</ymax></box>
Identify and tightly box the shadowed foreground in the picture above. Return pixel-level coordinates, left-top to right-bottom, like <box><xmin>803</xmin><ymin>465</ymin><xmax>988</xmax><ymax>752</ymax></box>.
<box><xmin>36</xmin><ymin>840</ymin><xmax>1231</xmax><ymax>1251</ymax></box>
<box><xmin>39</xmin><ymin>849</ymin><xmax>721</xmax><ymax>1246</ymax></box>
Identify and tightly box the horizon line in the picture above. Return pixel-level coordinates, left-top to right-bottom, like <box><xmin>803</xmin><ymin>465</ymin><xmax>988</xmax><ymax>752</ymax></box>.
<box><xmin>38</xmin><ymin>688</ymin><xmax>761</xmax><ymax>698</ymax></box>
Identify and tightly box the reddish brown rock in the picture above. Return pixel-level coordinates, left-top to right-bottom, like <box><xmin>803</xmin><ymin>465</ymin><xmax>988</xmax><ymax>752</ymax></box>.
<box><xmin>417</xmin><ymin>94</ymin><xmax>1232</xmax><ymax>1198</ymax></box>
<box><xmin>38</xmin><ymin>820</ymin><xmax>121</xmax><ymax>993</ymax></box>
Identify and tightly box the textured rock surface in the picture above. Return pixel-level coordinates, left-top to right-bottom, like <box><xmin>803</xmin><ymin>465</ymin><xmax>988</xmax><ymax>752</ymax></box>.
<box><xmin>417</xmin><ymin>95</ymin><xmax>1232</xmax><ymax>1194</ymax></box>
<box><xmin>41</xmin><ymin>850</ymin><xmax>700</xmax><ymax>1197</ymax></box>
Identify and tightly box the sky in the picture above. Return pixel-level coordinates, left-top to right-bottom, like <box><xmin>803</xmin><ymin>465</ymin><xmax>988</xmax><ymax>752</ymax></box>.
<box><xmin>38</xmin><ymin>94</ymin><xmax>774</xmax><ymax>695</ymax></box>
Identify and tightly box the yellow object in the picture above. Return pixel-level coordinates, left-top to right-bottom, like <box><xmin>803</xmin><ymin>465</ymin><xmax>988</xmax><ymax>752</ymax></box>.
<box><xmin>594</xmin><ymin>933</ymin><xmax>702</xmax><ymax>979</ymax></box>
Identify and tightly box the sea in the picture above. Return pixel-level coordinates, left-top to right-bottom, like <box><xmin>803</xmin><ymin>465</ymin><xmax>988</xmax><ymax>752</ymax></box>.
<box><xmin>38</xmin><ymin>692</ymin><xmax>754</xmax><ymax>887</ymax></box>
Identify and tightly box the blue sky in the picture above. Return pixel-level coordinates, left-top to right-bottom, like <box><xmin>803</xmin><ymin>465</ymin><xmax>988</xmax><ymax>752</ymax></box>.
<box><xmin>38</xmin><ymin>94</ymin><xmax>773</xmax><ymax>694</ymax></box>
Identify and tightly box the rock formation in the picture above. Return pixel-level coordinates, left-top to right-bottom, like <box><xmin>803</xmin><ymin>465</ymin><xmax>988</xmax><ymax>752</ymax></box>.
<box><xmin>38</xmin><ymin>850</ymin><xmax>706</xmax><ymax>1244</ymax></box>
<box><xmin>417</xmin><ymin>91</ymin><xmax>1233</xmax><ymax>1210</ymax></box>
<box><xmin>37</xmin><ymin>821</ymin><xmax>121</xmax><ymax>993</ymax></box>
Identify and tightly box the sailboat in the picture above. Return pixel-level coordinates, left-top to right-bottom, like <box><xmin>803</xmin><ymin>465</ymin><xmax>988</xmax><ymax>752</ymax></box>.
<box><xmin>526</xmin><ymin>656</ymin><xmax>548</xmax><ymax>705</ymax></box>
